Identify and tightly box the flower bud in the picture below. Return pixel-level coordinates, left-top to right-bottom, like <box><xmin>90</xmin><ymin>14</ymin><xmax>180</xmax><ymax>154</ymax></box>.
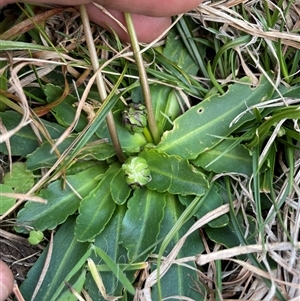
<box><xmin>122</xmin><ymin>157</ymin><xmax>151</xmax><ymax>189</ymax></box>
<box><xmin>122</xmin><ymin>103</ymin><xmax>148</xmax><ymax>135</ymax></box>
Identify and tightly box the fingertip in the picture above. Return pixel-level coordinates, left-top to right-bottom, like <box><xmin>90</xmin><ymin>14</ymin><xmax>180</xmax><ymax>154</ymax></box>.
<box><xmin>0</xmin><ymin>260</ymin><xmax>14</xmax><ymax>301</ymax></box>
<box><xmin>86</xmin><ymin>4</ymin><xmax>171</xmax><ymax>43</ymax></box>
<box><xmin>97</xmin><ymin>0</ymin><xmax>203</xmax><ymax>17</ymax></box>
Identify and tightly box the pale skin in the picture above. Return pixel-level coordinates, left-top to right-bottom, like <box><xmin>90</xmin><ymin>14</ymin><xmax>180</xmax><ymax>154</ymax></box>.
<box><xmin>0</xmin><ymin>1</ymin><xmax>202</xmax><ymax>300</ymax></box>
<box><xmin>0</xmin><ymin>0</ymin><xmax>203</xmax><ymax>42</ymax></box>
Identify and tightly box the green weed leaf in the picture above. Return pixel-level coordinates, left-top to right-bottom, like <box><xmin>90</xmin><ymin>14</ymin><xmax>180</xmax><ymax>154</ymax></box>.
<box><xmin>206</xmin><ymin>213</ymin><xmax>256</xmax><ymax>248</ymax></box>
<box><xmin>26</xmin><ymin>136</ymin><xmax>75</xmax><ymax>170</ymax></box>
<box><xmin>19</xmin><ymin>216</ymin><xmax>90</xmax><ymax>301</ymax></box>
<box><xmin>179</xmin><ymin>184</ymin><xmax>224</xmax><ymax>220</ymax></box>
<box><xmin>0</xmin><ymin>110</ymin><xmax>68</xmax><ymax>157</ymax></box>
<box><xmin>163</xmin><ymin>28</ymin><xmax>199</xmax><ymax>76</ymax></box>
<box><xmin>179</xmin><ymin>184</ymin><xmax>230</xmax><ymax>228</ymax></box>
<box><xmin>16</xmin><ymin>166</ymin><xmax>104</xmax><ymax>232</ymax></box>
<box><xmin>96</xmin><ymin>110</ymin><xmax>147</xmax><ymax>154</ymax></box>
<box><xmin>110</xmin><ymin>168</ymin><xmax>132</xmax><ymax>205</ymax></box>
<box><xmin>3</xmin><ymin>162</ymin><xmax>34</xmax><ymax>193</ymax></box>
<box><xmin>85</xmin><ymin>205</ymin><xmax>135</xmax><ymax>300</ymax></box>
<box><xmin>0</xmin><ymin>111</ymin><xmax>41</xmax><ymax>156</ymax></box>
<box><xmin>132</xmin><ymin>84</ymin><xmax>182</xmax><ymax>134</ymax></box>
<box><xmin>121</xmin><ymin>189</ymin><xmax>166</xmax><ymax>261</ymax></box>
<box><xmin>158</xmin><ymin>193</ymin><xmax>205</xmax><ymax>254</ymax></box>
<box><xmin>77</xmin><ymin>141</ymin><xmax>116</xmax><ymax>161</ymax></box>
<box><xmin>44</xmin><ymin>84</ymin><xmax>88</xmax><ymax>130</ymax></box>
<box><xmin>151</xmin><ymin>84</ymin><xmax>182</xmax><ymax>134</ymax></box>
<box><xmin>192</xmin><ymin>139</ymin><xmax>252</xmax><ymax>176</ymax></box>
<box><xmin>26</xmin><ymin>134</ymin><xmax>112</xmax><ymax>171</ymax></box>
<box><xmin>140</xmin><ymin>149</ymin><xmax>208</xmax><ymax>196</ymax></box>
<box><xmin>0</xmin><ymin>184</ymin><xmax>15</xmax><ymax>215</ymax></box>
<box><xmin>151</xmin><ymin>194</ymin><xmax>205</xmax><ymax>300</ymax></box>
<box><xmin>157</xmin><ymin>75</ymin><xmax>274</xmax><ymax>159</ymax></box>
<box><xmin>75</xmin><ymin>165</ymin><xmax>119</xmax><ymax>242</ymax></box>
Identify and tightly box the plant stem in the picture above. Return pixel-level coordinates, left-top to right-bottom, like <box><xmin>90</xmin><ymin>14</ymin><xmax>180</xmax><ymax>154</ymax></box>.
<box><xmin>0</xmin><ymin>61</ymin><xmax>8</xmax><ymax>111</ymax></box>
<box><xmin>80</xmin><ymin>5</ymin><xmax>125</xmax><ymax>162</ymax></box>
<box><xmin>124</xmin><ymin>12</ymin><xmax>160</xmax><ymax>144</ymax></box>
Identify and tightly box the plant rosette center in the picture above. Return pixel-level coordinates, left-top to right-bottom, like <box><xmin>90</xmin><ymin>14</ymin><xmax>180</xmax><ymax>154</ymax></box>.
<box><xmin>122</xmin><ymin>156</ymin><xmax>151</xmax><ymax>189</ymax></box>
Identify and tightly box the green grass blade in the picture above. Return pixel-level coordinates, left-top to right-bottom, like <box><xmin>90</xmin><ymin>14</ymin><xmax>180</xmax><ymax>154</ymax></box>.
<box><xmin>92</xmin><ymin>245</ymin><xmax>136</xmax><ymax>295</ymax></box>
<box><xmin>176</xmin><ymin>16</ymin><xmax>209</xmax><ymax>78</ymax></box>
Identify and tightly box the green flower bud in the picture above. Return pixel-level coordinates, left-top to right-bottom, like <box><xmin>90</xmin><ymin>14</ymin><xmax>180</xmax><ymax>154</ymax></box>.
<box><xmin>122</xmin><ymin>157</ymin><xmax>151</xmax><ymax>189</ymax></box>
<box><xmin>122</xmin><ymin>103</ymin><xmax>148</xmax><ymax>135</ymax></box>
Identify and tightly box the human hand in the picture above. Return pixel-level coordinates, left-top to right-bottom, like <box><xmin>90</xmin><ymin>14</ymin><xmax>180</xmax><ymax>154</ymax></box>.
<box><xmin>0</xmin><ymin>260</ymin><xmax>14</xmax><ymax>301</ymax></box>
<box><xmin>0</xmin><ymin>0</ymin><xmax>202</xmax><ymax>42</ymax></box>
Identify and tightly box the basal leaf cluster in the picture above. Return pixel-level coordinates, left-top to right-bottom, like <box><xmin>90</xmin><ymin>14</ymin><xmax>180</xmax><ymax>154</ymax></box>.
<box><xmin>1</xmin><ymin>11</ymin><xmax>299</xmax><ymax>300</ymax></box>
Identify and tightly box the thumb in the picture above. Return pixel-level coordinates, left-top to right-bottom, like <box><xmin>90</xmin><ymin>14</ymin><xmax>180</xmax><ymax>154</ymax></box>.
<box><xmin>85</xmin><ymin>4</ymin><xmax>172</xmax><ymax>43</ymax></box>
<box><xmin>0</xmin><ymin>260</ymin><xmax>14</xmax><ymax>301</ymax></box>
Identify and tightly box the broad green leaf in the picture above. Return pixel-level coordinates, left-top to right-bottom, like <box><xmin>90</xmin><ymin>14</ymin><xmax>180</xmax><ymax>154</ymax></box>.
<box><xmin>66</xmin><ymin>161</ymin><xmax>108</xmax><ymax>176</ymax></box>
<box><xmin>3</xmin><ymin>162</ymin><xmax>34</xmax><ymax>192</ymax></box>
<box><xmin>110</xmin><ymin>168</ymin><xmax>132</xmax><ymax>205</ymax></box>
<box><xmin>151</xmin><ymin>85</ymin><xmax>182</xmax><ymax>134</ymax></box>
<box><xmin>206</xmin><ymin>213</ymin><xmax>256</xmax><ymax>248</ymax></box>
<box><xmin>0</xmin><ymin>111</ymin><xmax>40</xmax><ymax>156</ymax></box>
<box><xmin>41</xmin><ymin>119</ymin><xmax>69</xmax><ymax>138</ymax></box>
<box><xmin>208</xmin><ymin>214</ymin><xmax>230</xmax><ymax>228</ymax></box>
<box><xmin>273</xmin><ymin>84</ymin><xmax>300</xmax><ymax>99</ymax></box>
<box><xmin>19</xmin><ymin>216</ymin><xmax>90</xmax><ymax>301</ymax></box>
<box><xmin>16</xmin><ymin>166</ymin><xmax>104</xmax><ymax>233</ymax></box>
<box><xmin>157</xmin><ymin>193</ymin><xmax>205</xmax><ymax>255</ymax></box>
<box><xmin>163</xmin><ymin>28</ymin><xmax>199</xmax><ymax>76</ymax></box>
<box><xmin>44</xmin><ymin>84</ymin><xmax>88</xmax><ymax>131</ymax></box>
<box><xmin>96</xmin><ymin>110</ymin><xmax>147</xmax><ymax>154</ymax></box>
<box><xmin>179</xmin><ymin>183</ymin><xmax>230</xmax><ymax>228</ymax></box>
<box><xmin>151</xmin><ymin>194</ymin><xmax>205</xmax><ymax>301</ymax></box>
<box><xmin>132</xmin><ymin>84</ymin><xmax>181</xmax><ymax>134</ymax></box>
<box><xmin>92</xmin><ymin>205</ymin><xmax>128</xmax><ymax>264</ymax></box>
<box><xmin>85</xmin><ymin>205</ymin><xmax>135</xmax><ymax>300</ymax></box>
<box><xmin>0</xmin><ymin>110</ymin><xmax>67</xmax><ymax>156</ymax></box>
<box><xmin>0</xmin><ymin>184</ymin><xmax>15</xmax><ymax>214</ymax></box>
<box><xmin>192</xmin><ymin>139</ymin><xmax>252</xmax><ymax>176</ymax></box>
<box><xmin>140</xmin><ymin>149</ymin><xmax>208</xmax><ymax>196</ymax></box>
<box><xmin>26</xmin><ymin>134</ymin><xmax>111</xmax><ymax>170</ymax></box>
<box><xmin>26</xmin><ymin>136</ymin><xmax>75</xmax><ymax>170</ymax></box>
<box><xmin>157</xmin><ymin>75</ymin><xmax>274</xmax><ymax>159</ymax></box>
<box><xmin>121</xmin><ymin>189</ymin><xmax>166</xmax><ymax>262</ymax></box>
<box><xmin>179</xmin><ymin>184</ymin><xmax>224</xmax><ymax>219</ymax></box>
<box><xmin>77</xmin><ymin>141</ymin><xmax>116</xmax><ymax>161</ymax></box>
<box><xmin>75</xmin><ymin>165</ymin><xmax>118</xmax><ymax>242</ymax></box>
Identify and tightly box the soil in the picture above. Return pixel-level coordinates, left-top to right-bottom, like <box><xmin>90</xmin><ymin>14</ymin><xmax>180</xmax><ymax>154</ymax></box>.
<box><xmin>0</xmin><ymin>227</ymin><xmax>43</xmax><ymax>299</ymax></box>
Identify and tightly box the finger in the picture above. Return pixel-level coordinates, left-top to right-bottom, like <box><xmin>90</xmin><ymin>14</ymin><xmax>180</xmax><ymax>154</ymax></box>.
<box><xmin>1</xmin><ymin>0</ymin><xmax>202</xmax><ymax>16</ymax></box>
<box><xmin>96</xmin><ymin>0</ymin><xmax>202</xmax><ymax>17</ymax></box>
<box><xmin>86</xmin><ymin>4</ymin><xmax>171</xmax><ymax>43</ymax></box>
<box><xmin>0</xmin><ymin>260</ymin><xmax>14</xmax><ymax>301</ymax></box>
